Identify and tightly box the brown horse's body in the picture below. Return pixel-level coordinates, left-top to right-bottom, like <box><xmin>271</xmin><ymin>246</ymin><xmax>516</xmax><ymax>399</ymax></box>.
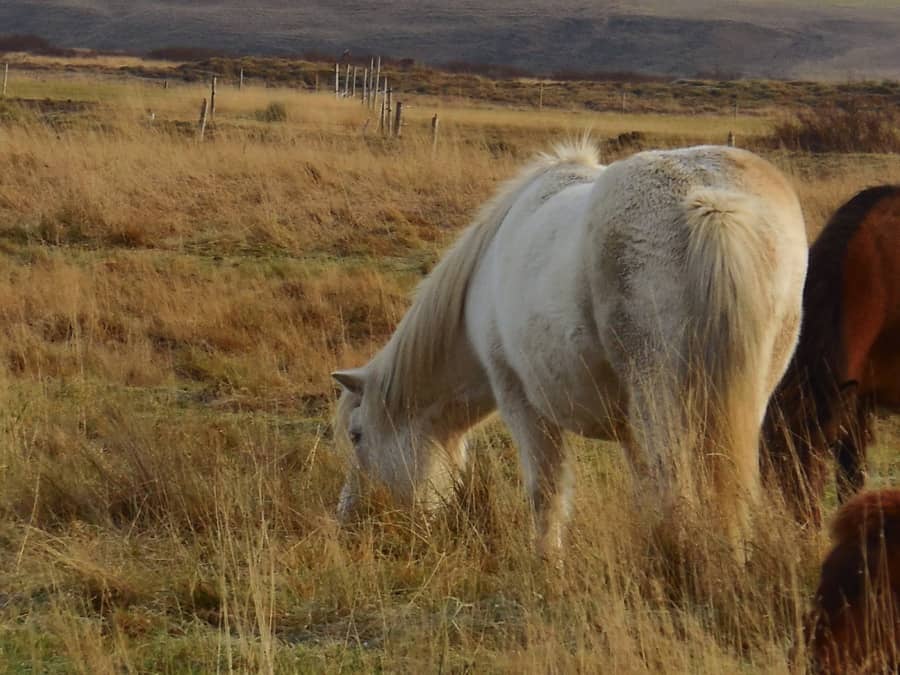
<box><xmin>808</xmin><ymin>489</ymin><xmax>900</xmax><ymax>673</ymax></box>
<box><xmin>764</xmin><ymin>185</ymin><xmax>900</xmax><ymax>524</ymax></box>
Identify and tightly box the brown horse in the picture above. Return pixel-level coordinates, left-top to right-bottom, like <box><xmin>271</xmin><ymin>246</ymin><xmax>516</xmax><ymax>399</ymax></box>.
<box><xmin>807</xmin><ymin>489</ymin><xmax>900</xmax><ymax>673</ymax></box>
<box><xmin>763</xmin><ymin>185</ymin><xmax>900</xmax><ymax>524</ymax></box>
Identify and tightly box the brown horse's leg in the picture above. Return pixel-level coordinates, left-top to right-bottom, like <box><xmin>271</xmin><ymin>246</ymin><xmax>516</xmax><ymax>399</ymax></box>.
<box><xmin>834</xmin><ymin>396</ymin><xmax>872</xmax><ymax>503</ymax></box>
<box><xmin>762</xmin><ymin>403</ymin><xmax>826</xmax><ymax>527</ymax></box>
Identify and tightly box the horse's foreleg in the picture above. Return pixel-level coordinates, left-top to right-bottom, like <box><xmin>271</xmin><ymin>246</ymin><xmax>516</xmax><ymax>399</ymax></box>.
<box><xmin>835</xmin><ymin>397</ymin><xmax>872</xmax><ymax>502</ymax></box>
<box><xmin>337</xmin><ymin>469</ymin><xmax>361</xmax><ymax>523</ymax></box>
<box><xmin>498</xmin><ymin>397</ymin><xmax>570</xmax><ymax>560</ymax></box>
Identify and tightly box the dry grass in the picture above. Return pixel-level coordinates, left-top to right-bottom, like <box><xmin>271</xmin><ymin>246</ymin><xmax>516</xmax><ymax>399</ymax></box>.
<box><xmin>770</xmin><ymin>103</ymin><xmax>900</xmax><ymax>153</ymax></box>
<box><xmin>2</xmin><ymin>51</ymin><xmax>182</xmax><ymax>71</ymax></box>
<box><xmin>0</xmin><ymin>68</ymin><xmax>899</xmax><ymax>672</ymax></box>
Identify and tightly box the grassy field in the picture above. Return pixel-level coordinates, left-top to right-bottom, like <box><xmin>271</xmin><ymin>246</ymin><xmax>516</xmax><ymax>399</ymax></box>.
<box><xmin>7</xmin><ymin>52</ymin><xmax>900</xmax><ymax>116</ymax></box>
<box><xmin>0</xmin><ymin>69</ymin><xmax>899</xmax><ymax>673</ymax></box>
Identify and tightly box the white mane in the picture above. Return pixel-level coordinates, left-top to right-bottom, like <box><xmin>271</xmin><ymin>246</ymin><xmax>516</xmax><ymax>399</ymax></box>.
<box><xmin>374</xmin><ymin>140</ymin><xmax>602</xmax><ymax>413</ymax></box>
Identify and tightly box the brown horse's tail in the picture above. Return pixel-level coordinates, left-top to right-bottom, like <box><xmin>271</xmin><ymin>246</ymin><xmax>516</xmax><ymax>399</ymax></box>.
<box><xmin>682</xmin><ymin>188</ymin><xmax>775</xmax><ymax>529</ymax></box>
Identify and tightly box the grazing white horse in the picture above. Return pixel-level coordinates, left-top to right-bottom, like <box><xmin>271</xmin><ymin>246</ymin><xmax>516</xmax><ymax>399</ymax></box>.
<box><xmin>333</xmin><ymin>142</ymin><xmax>808</xmax><ymax>558</ymax></box>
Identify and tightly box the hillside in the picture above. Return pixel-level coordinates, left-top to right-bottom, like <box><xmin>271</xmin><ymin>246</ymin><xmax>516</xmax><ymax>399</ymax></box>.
<box><xmin>2</xmin><ymin>1</ymin><xmax>900</xmax><ymax>79</ymax></box>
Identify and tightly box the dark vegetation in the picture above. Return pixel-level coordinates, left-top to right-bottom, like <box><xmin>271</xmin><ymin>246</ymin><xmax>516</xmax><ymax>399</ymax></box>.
<box><xmin>0</xmin><ymin>33</ymin><xmax>77</xmax><ymax>57</ymax></box>
<box><xmin>771</xmin><ymin>103</ymin><xmax>900</xmax><ymax>153</ymax></box>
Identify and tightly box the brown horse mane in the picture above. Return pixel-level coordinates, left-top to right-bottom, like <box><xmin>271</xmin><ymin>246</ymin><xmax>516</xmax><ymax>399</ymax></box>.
<box><xmin>779</xmin><ymin>185</ymin><xmax>900</xmax><ymax>433</ymax></box>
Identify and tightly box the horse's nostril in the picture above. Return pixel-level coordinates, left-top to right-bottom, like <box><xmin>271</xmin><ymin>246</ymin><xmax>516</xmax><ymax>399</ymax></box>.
<box><xmin>350</xmin><ymin>431</ymin><xmax>362</xmax><ymax>445</ymax></box>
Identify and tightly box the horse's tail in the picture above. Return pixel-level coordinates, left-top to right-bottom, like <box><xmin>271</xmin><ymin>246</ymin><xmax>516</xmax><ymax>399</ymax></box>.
<box><xmin>682</xmin><ymin>188</ymin><xmax>775</xmax><ymax>504</ymax></box>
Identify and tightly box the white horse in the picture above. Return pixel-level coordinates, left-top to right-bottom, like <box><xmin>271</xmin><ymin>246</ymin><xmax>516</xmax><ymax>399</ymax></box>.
<box><xmin>333</xmin><ymin>142</ymin><xmax>808</xmax><ymax>558</ymax></box>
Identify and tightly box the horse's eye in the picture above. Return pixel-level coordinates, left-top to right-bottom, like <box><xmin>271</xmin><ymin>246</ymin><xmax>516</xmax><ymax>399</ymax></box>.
<box><xmin>349</xmin><ymin>430</ymin><xmax>362</xmax><ymax>445</ymax></box>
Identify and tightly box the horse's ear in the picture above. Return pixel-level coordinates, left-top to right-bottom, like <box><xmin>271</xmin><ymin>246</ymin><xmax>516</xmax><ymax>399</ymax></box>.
<box><xmin>332</xmin><ymin>368</ymin><xmax>366</xmax><ymax>394</ymax></box>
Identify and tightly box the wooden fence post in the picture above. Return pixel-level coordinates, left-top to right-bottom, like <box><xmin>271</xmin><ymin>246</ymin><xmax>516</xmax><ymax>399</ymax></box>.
<box><xmin>386</xmin><ymin>86</ymin><xmax>393</xmax><ymax>136</ymax></box>
<box><xmin>344</xmin><ymin>64</ymin><xmax>351</xmax><ymax>97</ymax></box>
<box><xmin>335</xmin><ymin>63</ymin><xmax>340</xmax><ymax>99</ymax></box>
<box><xmin>375</xmin><ymin>75</ymin><xmax>382</xmax><ymax>113</ymax></box>
<box><xmin>374</xmin><ymin>57</ymin><xmax>382</xmax><ymax>110</ymax></box>
<box><xmin>210</xmin><ymin>76</ymin><xmax>217</xmax><ymax>119</ymax></box>
<box><xmin>315</xmin><ymin>71</ymin><xmax>319</xmax><ymax>92</ymax></box>
<box><xmin>727</xmin><ymin>131</ymin><xmax>736</xmax><ymax>147</ymax></box>
<box><xmin>163</xmin><ymin>79</ymin><xmax>169</xmax><ymax>90</ymax></box>
<box><xmin>2</xmin><ymin>63</ymin><xmax>8</xmax><ymax>98</ymax></box>
<box><xmin>393</xmin><ymin>101</ymin><xmax>403</xmax><ymax>137</ymax></box>
<box><xmin>198</xmin><ymin>98</ymin><xmax>209</xmax><ymax>141</ymax></box>
<box><xmin>431</xmin><ymin>114</ymin><xmax>439</xmax><ymax>152</ymax></box>
<box><xmin>362</xmin><ymin>68</ymin><xmax>368</xmax><ymax>103</ymax></box>
<box><xmin>539</xmin><ymin>81</ymin><xmax>543</xmax><ymax>111</ymax></box>
<box><xmin>239</xmin><ymin>68</ymin><xmax>244</xmax><ymax>91</ymax></box>
<box><xmin>352</xmin><ymin>66</ymin><xmax>358</xmax><ymax>98</ymax></box>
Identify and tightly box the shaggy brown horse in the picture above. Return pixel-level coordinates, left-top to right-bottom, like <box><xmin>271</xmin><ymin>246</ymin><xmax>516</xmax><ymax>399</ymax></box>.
<box><xmin>808</xmin><ymin>489</ymin><xmax>900</xmax><ymax>673</ymax></box>
<box><xmin>763</xmin><ymin>185</ymin><xmax>900</xmax><ymax>524</ymax></box>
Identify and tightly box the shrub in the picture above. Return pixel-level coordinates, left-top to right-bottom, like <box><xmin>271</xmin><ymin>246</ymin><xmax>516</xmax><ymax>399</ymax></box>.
<box><xmin>770</xmin><ymin>103</ymin><xmax>900</xmax><ymax>153</ymax></box>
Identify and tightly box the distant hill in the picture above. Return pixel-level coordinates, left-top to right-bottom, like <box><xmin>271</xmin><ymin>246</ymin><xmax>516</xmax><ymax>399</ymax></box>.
<box><xmin>2</xmin><ymin>1</ymin><xmax>900</xmax><ymax>79</ymax></box>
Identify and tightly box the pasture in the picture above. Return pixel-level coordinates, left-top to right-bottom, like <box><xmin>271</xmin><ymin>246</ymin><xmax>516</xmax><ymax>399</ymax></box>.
<box><xmin>0</xmin><ymin>67</ymin><xmax>899</xmax><ymax>673</ymax></box>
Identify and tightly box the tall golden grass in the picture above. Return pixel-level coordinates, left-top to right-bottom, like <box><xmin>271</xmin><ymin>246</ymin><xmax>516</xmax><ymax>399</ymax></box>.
<box><xmin>1</xmin><ymin>72</ymin><xmax>899</xmax><ymax>672</ymax></box>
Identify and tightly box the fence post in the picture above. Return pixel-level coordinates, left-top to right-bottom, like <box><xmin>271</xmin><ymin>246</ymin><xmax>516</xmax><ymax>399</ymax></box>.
<box><xmin>375</xmin><ymin>75</ymin><xmax>382</xmax><ymax>113</ymax></box>
<box><xmin>335</xmin><ymin>63</ymin><xmax>340</xmax><ymax>99</ymax></box>
<box><xmin>539</xmin><ymin>81</ymin><xmax>543</xmax><ymax>111</ymax></box>
<box><xmin>344</xmin><ymin>64</ymin><xmax>351</xmax><ymax>97</ymax></box>
<box><xmin>727</xmin><ymin>131</ymin><xmax>736</xmax><ymax>147</ymax></box>
<box><xmin>374</xmin><ymin>57</ymin><xmax>382</xmax><ymax>110</ymax></box>
<box><xmin>2</xmin><ymin>63</ymin><xmax>8</xmax><ymax>98</ymax></box>
<box><xmin>198</xmin><ymin>98</ymin><xmax>209</xmax><ymax>141</ymax></box>
<box><xmin>386</xmin><ymin>86</ymin><xmax>393</xmax><ymax>136</ymax></box>
<box><xmin>210</xmin><ymin>76</ymin><xmax>217</xmax><ymax>119</ymax></box>
<box><xmin>393</xmin><ymin>101</ymin><xmax>403</xmax><ymax>137</ymax></box>
<box><xmin>352</xmin><ymin>66</ymin><xmax>358</xmax><ymax>98</ymax></box>
<box><xmin>239</xmin><ymin>68</ymin><xmax>244</xmax><ymax>91</ymax></box>
<box><xmin>362</xmin><ymin>68</ymin><xmax>368</xmax><ymax>103</ymax></box>
<box><xmin>431</xmin><ymin>114</ymin><xmax>439</xmax><ymax>152</ymax></box>
<box><xmin>315</xmin><ymin>71</ymin><xmax>319</xmax><ymax>92</ymax></box>
<box><xmin>163</xmin><ymin>79</ymin><xmax>169</xmax><ymax>90</ymax></box>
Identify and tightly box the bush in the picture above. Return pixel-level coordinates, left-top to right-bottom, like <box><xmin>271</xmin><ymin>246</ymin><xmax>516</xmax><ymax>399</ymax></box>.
<box><xmin>770</xmin><ymin>103</ymin><xmax>900</xmax><ymax>153</ymax></box>
<box><xmin>255</xmin><ymin>102</ymin><xmax>288</xmax><ymax>123</ymax></box>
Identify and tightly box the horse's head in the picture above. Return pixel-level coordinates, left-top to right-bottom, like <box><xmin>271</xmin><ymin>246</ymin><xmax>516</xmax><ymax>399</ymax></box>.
<box><xmin>332</xmin><ymin>367</ymin><xmax>447</xmax><ymax>520</ymax></box>
<box><xmin>763</xmin><ymin>375</ymin><xmax>860</xmax><ymax>523</ymax></box>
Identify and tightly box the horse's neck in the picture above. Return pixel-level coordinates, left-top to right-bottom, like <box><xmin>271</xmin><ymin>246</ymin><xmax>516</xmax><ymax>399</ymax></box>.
<box><xmin>386</xmin><ymin>332</ymin><xmax>495</xmax><ymax>441</ymax></box>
